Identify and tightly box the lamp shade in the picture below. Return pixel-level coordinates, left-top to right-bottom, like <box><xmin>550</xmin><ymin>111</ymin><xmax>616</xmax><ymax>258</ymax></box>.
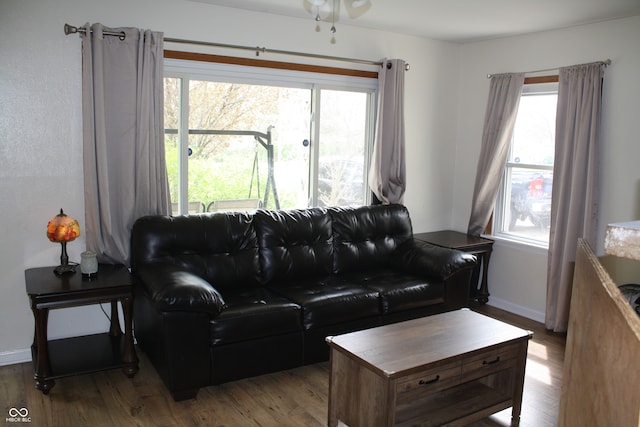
<box><xmin>47</xmin><ymin>209</ymin><xmax>81</xmax><ymax>275</ymax></box>
<box><xmin>47</xmin><ymin>209</ymin><xmax>80</xmax><ymax>243</ymax></box>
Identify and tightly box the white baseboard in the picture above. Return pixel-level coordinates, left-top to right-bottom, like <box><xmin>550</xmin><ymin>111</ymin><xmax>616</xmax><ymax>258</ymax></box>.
<box><xmin>0</xmin><ymin>348</ymin><xmax>31</xmax><ymax>367</ymax></box>
<box><xmin>486</xmin><ymin>297</ymin><xmax>546</xmax><ymax>324</ymax></box>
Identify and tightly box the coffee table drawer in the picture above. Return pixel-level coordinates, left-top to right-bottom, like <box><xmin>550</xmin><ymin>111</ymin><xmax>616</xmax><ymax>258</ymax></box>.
<box><xmin>396</xmin><ymin>364</ymin><xmax>461</xmax><ymax>401</ymax></box>
<box><xmin>461</xmin><ymin>344</ymin><xmax>519</xmax><ymax>380</ymax></box>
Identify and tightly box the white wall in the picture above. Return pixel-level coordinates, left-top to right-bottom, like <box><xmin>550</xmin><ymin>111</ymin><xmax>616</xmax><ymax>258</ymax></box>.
<box><xmin>0</xmin><ymin>0</ymin><xmax>460</xmax><ymax>363</ymax></box>
<box><xmin>453</xmin><ymin>16</ymin><xmax>640</xmax><ymax>321</ymax></box>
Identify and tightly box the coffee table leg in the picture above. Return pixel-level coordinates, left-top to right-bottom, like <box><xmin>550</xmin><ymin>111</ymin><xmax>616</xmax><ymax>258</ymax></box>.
<box><xmin>327</xmin><ymin>350</ymin><xmax>338</xmax><ymax>427</ymax></box>
<box><xmin>510</xmin><ymin>341</ymin><xmax>529</xmax><ymax>425</ymax></box>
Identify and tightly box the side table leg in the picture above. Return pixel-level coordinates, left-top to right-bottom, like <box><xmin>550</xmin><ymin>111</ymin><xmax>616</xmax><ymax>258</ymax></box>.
<box><xmin>109</xmin><ymin>300</ymin><xmax>122</xmax><ymax>337</ymax></box>
<box><xmin>477</xmin><ymin>251</ymin><xmax>492</xmax><ymax>303</ymax></box>
<box><xmin>32</xmin><ymin>307</ymin><xmax>55</xmax><ymax>394</ymax></box>
<box><xmin>120</xmin><ymin>296</ymin><xmax>139</xmax><ymax>378</ymax></box>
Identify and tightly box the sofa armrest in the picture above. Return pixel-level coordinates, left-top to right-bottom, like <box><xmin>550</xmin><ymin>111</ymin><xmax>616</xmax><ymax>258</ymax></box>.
<box><xmin>392</xmin><ymin>240</ymin><xmax>477</xmax><ymax>280</ymax></box>
<box><xmin>133</xmin><ymin>289</ymin><xmax>212</xmax><ymax>400</ymax></box>
<box><xmin>134</xmin><ymin>264</ymin><xmax>227</xmax><ymax>317</ymax></box>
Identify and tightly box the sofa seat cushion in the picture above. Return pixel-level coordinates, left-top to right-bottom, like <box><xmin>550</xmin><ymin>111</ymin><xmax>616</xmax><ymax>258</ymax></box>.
<box><xmin>342</xmin><ymin>268</ymin><xmax>445</xmax><ymax>314</ymax></box>
<box><xmin>269</xmin><ymin>277</ymin><xmax>380</xmax><ymax>330</ymax></box>
<box><xmin>209</xmin><ymin>287</ymin><xmax>302</xmax><ymax>346</ymax></box>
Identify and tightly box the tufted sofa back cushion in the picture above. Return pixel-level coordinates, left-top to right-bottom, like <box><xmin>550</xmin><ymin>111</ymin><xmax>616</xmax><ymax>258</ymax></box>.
<box><xmin>130</xmin><ymin>213</ymin><xmax>261</xmax><ymax>290</ymax></box>
<box><xmin>254</xmin><ymin>208</ymin><xmax>333</xmax><ymax>284</ymax></box>
<box><xmin>329</xmin><ymin>204</ymin><xmax>413</xmax><ymax>274</ymax></box>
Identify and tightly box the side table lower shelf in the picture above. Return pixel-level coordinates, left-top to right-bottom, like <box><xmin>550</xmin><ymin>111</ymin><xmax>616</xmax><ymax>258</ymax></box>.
<box><xmin>32</xmin><ymin>333</ymin><xmax>135</xmax><ymax>380</ymax></box>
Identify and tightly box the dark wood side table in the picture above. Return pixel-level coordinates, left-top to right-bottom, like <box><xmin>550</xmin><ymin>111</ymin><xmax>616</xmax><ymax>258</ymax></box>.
<box><xmin>25</xmin><ymin>264</ymin><xmax>139</xmax><ymax>394</ymax></box>
<box><xmin>414</xmin><ymin>230</ymin><xmax>494</xmax><ymax>304</ymax></box>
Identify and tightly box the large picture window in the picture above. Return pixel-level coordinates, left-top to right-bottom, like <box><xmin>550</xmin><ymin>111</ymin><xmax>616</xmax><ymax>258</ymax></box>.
<box><xmin>164</xmin><ymin>58</ymin><xmax>376</xmax><ymax>214</ymax></box>
<box><xmin>494</xmin><ymin>82</ymin><xmax>558</xmax><ymax>246</ymax></box>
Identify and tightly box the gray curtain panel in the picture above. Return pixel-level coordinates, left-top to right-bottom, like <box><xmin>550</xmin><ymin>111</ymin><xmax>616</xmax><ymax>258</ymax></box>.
<box><xmin>82</xmin><ymin>23</ymin><xmax>169</xmax><ymax>265</ymax></box>
<box><xmin>545</xmin><ymin>62</ymin><xmax>604</xmax><ymax>332</ymax></box>
<box><xmin>467</xmin><ymin>73</ymin><xmax>524</xmax><ymax>236</ymax></box>
<box><xmin>368</xmin><ymin>59</ymin><xmax>406</xmax><ymax>204</ymax></box>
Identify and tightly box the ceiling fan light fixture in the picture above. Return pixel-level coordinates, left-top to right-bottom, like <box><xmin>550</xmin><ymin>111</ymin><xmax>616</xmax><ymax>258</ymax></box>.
<box><xmin>308</xmin><ymin>0</ymin><xmax>372</xmax><ymax>42</ymax></box>
<box><xmin>344</xmin><ymin>0</ymin><xmax>371</xmax><ymax>19</ymax></box>
<box><xmin>350</xmin><ymin>0</ymin><xmax>368</xmax><ymax>8</ymax></box>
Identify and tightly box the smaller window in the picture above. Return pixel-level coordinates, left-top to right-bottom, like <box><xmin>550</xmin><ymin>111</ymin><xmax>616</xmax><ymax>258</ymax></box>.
<box><xmin>494</xmin><ymin>82</ymin><xmax>558</xmax><ymax>246</ymax></box>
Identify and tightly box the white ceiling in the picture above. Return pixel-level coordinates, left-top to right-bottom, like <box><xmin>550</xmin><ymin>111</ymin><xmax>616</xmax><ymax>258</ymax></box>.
<box><xmin>188</xmin><ymin>0</ymin><xmax>640</xmax><ymax>43</ymax></box>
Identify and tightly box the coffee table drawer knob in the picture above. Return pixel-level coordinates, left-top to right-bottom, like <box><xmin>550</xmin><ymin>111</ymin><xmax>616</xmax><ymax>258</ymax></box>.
<box><xmin>419</xmin><ymin>375</ymin><xmax>440</xmax><ymax>385</ymax></box>
<box><xmin>482</xmin><ymin>356</ymin><xmax>501</xmax><ymax>366</ymax></box>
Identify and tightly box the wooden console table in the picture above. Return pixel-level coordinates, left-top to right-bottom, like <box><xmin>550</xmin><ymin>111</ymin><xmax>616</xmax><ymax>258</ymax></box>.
<box><xmin>25</xmin><ymin>264</ymin><xmax>138</xmax><ymax>394</ymax></box>
<box><xmin>326</xmin><ymin>309</ymin><xmax>532</xmax><ymax>426</ymax></box>
<box><xmin>414</xmin><ymin>230</ymin><xmax>494</xmax><ymax>303</ymax></box>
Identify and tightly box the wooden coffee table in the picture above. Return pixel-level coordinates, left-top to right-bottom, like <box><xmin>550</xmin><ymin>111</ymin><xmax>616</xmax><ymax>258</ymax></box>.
<box><xmin>326</xmin><ymin>309</ymin><xmax>532</xmax><ymax>427</ymax></box>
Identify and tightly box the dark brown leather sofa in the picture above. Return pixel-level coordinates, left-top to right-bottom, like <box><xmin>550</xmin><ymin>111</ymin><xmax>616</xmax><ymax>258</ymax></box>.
<box><xmin>130</xmin><ymin>204</ymin><xmax>477</xmax><ymax>400</ymax></box>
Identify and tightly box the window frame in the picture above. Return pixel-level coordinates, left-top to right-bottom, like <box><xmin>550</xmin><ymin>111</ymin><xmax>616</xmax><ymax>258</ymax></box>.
<box><xmin>164</xmin><ymin>57</ymin><xmax>378</xmax><ymax>213</ymax></box>
<box><xmin>492</xmin><ymin>79</ymin><xmax>559</xmax><ymax>248</ymax></box>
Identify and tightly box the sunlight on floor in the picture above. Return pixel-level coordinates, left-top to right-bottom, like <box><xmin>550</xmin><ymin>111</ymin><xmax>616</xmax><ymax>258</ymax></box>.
<box><xmin>524</xmin><ymin>340</ymin><xmax>555</xmax><ymax>386</ymax></box>
<box><xmin>525</xmin><ymin>358</ymin><xmax>552</xmax><ymax>385</ymax></box>
<box><xmin>527</xmin><ymin>340</ymin><xmax>548</xmax><ymax>359</ymax></box>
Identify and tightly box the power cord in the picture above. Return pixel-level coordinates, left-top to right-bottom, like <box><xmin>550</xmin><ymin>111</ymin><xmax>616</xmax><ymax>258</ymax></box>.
<box><xmin>99</xmin><ymin>303</ymin><xmax>111</xmax><ymax>322</ymax></box>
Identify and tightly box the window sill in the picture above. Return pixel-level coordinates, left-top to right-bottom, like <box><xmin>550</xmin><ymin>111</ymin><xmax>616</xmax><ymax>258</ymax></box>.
<box><xmin>485</xmin><ymin>233</ymin><xmax>549</xmax><ymax>256</ymax></box>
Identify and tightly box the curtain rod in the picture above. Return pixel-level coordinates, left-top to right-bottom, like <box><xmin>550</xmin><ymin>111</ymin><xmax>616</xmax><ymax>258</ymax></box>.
<box><xmin>64</xmin><ymin>23</ymin><xmax>410</xmax><ymax>71</ymax></box>
<box><xmin>486</xmin><ymin>59</ymin><xmax>611</xmax><ymax>78</ymax></box>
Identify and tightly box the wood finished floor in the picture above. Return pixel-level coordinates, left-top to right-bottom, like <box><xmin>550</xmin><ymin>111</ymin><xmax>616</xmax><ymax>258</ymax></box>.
<box><xmin>1</xmin><ymin>305</ymin><xmax>565</xmax><ymax>426</ymax></box>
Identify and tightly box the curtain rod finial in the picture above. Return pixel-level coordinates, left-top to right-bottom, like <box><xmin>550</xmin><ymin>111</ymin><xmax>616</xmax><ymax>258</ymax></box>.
<box><xmin>64</xmin><ymin>23</ymin><xmax>77</xmax><ymax>35</ymax></box>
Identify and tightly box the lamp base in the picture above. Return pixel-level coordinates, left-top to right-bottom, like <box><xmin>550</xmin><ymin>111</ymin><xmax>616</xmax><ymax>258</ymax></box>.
<box><xmin>54</xmin><ymin>264</ymin><xmax>76</xmax><ymax>276</ymax></box>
